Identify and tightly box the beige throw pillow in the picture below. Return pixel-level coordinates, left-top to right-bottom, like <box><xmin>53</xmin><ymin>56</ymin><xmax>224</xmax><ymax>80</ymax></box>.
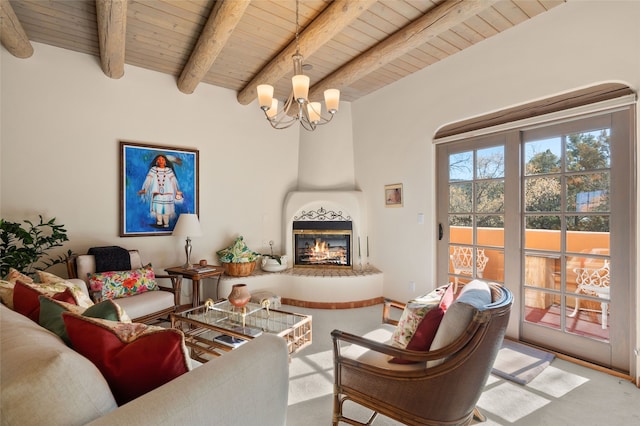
<box><xmin>427</xmin><ymin>280</ymin><xmax>492</xmax><ymax>367</ymax></box>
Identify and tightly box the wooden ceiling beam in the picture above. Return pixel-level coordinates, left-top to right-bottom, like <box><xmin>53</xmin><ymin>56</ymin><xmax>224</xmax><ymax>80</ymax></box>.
<box><xmin>308</xmin><ymin>0</ymin><xmax>500</xmax><ymax>101</ymax></box>
<box><xmin>178</xmin><ymin>0</ymin><xmax>251</xmax><ymax>94</ymax></box>
<box><xmin>96</xmin><ymin>0</ymin><xmax>127</xmax><ymax>79</ymax></box>
<box><xmin>0</xmin><ymin>0</ymin><xmax>33</xmax><ymax>58</ymax></box>
<box><xmin>236</xmin><ymin>0</ymin><xmax>377</xmax><ymax>106</ymax></box>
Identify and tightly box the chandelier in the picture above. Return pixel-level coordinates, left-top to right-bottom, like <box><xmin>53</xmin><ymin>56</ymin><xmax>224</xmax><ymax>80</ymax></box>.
<box><xmin>256</xmin><ymin>0</ymin><xmax>340</xmax><ymax>131</ymax></box>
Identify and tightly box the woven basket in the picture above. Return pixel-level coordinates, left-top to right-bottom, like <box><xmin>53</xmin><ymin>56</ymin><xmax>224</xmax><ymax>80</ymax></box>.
<box><xmin>222</xmin><ymin>261</ymin><xmax>256</xmax><ymax>277</ymax></box>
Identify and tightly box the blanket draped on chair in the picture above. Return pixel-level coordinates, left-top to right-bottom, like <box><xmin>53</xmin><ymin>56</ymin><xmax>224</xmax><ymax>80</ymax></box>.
<box><xmin>88</xmin><ymin>246</ymin><xmax>131</xmax><ymax>273</ymax></box>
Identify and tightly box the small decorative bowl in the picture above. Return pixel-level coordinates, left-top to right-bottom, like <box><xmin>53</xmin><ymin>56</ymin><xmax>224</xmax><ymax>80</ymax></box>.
<box><xmin>261</xmin><ymin>255</ymin><xmax>288</xmax><ymax>272</ymax></box>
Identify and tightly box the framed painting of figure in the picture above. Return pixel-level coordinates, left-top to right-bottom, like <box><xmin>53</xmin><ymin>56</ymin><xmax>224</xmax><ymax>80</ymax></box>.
<box><xmin>120</xmin><ymin>141</ymin><xmax>199</xmax><ymax>237</ymax></box>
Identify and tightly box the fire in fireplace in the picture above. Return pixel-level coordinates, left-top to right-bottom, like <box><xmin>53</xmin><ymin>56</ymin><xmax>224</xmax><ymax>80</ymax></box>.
<box><xmin>293</xmin><ymin>221</ymin><xmax>352</xmax><ymax>269</ymax></box>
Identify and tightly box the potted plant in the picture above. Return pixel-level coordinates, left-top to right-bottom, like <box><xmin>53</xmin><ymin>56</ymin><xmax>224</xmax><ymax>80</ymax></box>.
<box><xmin>0</xmin><ymin>215</ymin><xmax>72</xmax><ymax>277</ymax></box>
<box><xmin>216</xmin><ymin>236</ymin><xmax>259</xmax><ymax>277</ymax></box>
<box><xmin>261</xmin><ymin>240</ymin><xmax>288</xmax><ymax>272</ymax></box>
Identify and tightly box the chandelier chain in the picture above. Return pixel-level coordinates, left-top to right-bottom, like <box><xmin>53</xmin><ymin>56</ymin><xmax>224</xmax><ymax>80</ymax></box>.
<box><xmin>295</xmin><ymin>0</ymin><xmax>300</xmax><ymax>54</ymax></box>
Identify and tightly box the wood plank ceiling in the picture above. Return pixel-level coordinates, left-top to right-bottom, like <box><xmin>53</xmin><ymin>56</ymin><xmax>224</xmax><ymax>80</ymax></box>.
<box><xmin>1</xmin><ymin>0</ymin><xmax>566</xmax><ymax>105</ymax></box>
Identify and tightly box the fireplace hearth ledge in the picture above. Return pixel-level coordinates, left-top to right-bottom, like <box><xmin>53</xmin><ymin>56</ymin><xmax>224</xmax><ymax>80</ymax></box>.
<box><xmin>206</xmin><ymin>266</ymin><xmax>384</xmax><ymax>309</ymax></box>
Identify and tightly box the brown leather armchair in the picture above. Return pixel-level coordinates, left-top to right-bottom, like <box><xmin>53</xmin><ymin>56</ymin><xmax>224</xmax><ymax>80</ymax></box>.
<box><xmin>331</xmin><ymin>284</ymin><xmax>512</xmax><ymax>426</ymax></box>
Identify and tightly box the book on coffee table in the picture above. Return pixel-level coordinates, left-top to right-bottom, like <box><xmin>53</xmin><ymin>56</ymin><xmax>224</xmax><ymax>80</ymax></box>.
<box><xmin>214</xmin><ymin>334</ymin><xmax>247</xmax><ymax>348</ymax></box>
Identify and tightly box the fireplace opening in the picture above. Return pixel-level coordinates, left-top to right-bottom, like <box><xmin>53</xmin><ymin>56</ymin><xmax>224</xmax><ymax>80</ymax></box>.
<box><xmin>293</xmin><ymin>221</ymin><xmax>352</xmax><ymax>269</ymax></box>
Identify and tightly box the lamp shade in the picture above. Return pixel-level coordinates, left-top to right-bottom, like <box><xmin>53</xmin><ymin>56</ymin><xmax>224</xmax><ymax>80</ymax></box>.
<box><xmin>172</xmin><ymin>214</ymin><xmax>202</xmax><ymax>237</ymax></box>
<box><xmin>257</xmin><ymin>84</ymin><xmax>274</xmax><ymax>109</ymax></box>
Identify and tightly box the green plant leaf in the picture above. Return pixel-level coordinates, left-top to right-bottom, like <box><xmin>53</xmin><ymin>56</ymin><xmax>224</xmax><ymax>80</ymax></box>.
<box><xmin>0</xmin><ymin>215</ymin><xmax>71</xmax><ymax>277</ymax></box>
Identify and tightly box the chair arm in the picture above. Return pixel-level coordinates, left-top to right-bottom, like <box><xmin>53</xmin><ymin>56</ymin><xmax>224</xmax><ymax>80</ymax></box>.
<box><xmin>66</xmin><ymin>254</ymin><xmax>79</xmax><ymax>279</ymax></box>
<box><xmin>332</xmin><ymin>329</ymin><xmax>438</xmax><ymax>363</ymax></box>
<box><xmin>382</xmin><ymin>298</ymin><xmax>406</xmax><ymax>326</ymax></box>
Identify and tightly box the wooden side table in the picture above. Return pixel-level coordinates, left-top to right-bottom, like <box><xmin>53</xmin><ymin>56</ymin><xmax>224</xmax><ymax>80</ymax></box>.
<box><xmin>165</xmin><ymin>266</ymin><xmax>224</xmax><ymax>308</ymax></box>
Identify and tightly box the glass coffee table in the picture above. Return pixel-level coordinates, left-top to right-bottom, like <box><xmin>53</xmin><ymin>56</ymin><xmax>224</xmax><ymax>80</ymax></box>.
<box><xmin>171</xmin><ymin>299</ymin><xmax>312</xmax><ymax>361</ymax></box>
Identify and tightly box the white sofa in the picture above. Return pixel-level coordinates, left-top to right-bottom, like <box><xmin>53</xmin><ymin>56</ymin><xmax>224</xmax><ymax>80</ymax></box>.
<box><xmin>0</xmin><ymin>302</ymin><xmax>289</xmax><ymax>426</ymax></box>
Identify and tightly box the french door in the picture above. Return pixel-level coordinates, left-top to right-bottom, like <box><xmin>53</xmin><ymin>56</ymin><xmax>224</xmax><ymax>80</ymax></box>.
<box><xmin>437</xmin><ymin>108</ymin><xmax>634</xmax><ymax>371</ymax></box>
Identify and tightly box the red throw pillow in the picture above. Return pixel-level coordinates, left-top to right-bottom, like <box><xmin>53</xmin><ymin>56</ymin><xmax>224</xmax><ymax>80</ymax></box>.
<box><xmin>13</xmin><ymin>280</ymin><xmax>77</xmax><ymax>322</ymax></box>
<box><xmin>439</xmin><ymin>283</ymin><xmax>456</xmax><ymax>311</ymax></box>
<box><xmin>62</xmin><ymin>313</ymin><xmax>190</xmax><ymax>405</ymax></box>
<box><xmin>53</xmin><ymin>288</ymin><xmax>77</xmax><ymax>304</ymax></box>
<box><xmin>389</xmin><ymin>305</ymin><xmax>445</xmax><ymax>364</ymax></box>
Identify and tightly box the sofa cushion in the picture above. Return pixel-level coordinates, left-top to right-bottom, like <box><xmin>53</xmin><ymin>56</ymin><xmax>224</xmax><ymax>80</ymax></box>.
<box><xmin>88</xmin><ymin>264</ymin><xmax>158</xmax><ymax>300</ymax></box>
<box><xmin>1</xmin><ymin>304</ymin><xmax>118</xmax><ymax>424</ymax></box>
<box><xmin>37</xmin><ymin>270</ymin><xmax>95</xmax><ymax>308</ymax></box>
<box><xmin>0</xmin><ymin>280</ymin><xmax>15</xmax><ymax>308</ymax></box>
<box><xmin>1</xmin><ymin>269</ymin><xmax>35</xmax><ymax>309</ymax></box>
<box><xmin>4</xmin><ymin>268</ymin><xmax>34</xmax><ymax>284</ymax></box>
<box><xmin>427</xmin><ymin>280</ymin><xmax>492</xmax><ymax>367</ymax></box>
<box><xmin>13</xmin><ymin>280</ymin><xmax>79</xmax><ymax>322</ymax></box>
<box><xmin>63</xmin><ymin>313</ymin><xmax>191</xmax><ymax>405</ymax></box>
<box><xmin>3</xmin><ymin>269</ymin><xmax>93</xmax><ymax>311</ymax></box>
<box><xmin>111</xmin><ymin>289</ymin><xmax>174</xmax><ymax>320</ymax></box>
<box><xmin>39</xmin><ymin>297</ymin><xmax>130</xmax><ymax>345</ymax></box>
<box><xmin>343</xmin><ymin>325</ymin><xmax>426</xmax><ymax>372</ymax></box>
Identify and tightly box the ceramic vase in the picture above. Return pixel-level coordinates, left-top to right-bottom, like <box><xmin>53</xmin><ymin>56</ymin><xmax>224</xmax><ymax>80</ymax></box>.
<box><xmin>261</xmin><ymin>255</ymin><xmax>288</xmax><ymax>272</ymax></box>
<box><xmin>228</xmin><ymin>283</ymin><xmax>251</xmax><ymax>308</ymax></box>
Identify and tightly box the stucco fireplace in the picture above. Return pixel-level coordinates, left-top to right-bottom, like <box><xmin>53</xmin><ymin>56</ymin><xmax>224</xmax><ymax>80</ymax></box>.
<box><xmin>215</xmin><ymin>190</ymin><xmax>383</xmax><ymax>308</ymax></box>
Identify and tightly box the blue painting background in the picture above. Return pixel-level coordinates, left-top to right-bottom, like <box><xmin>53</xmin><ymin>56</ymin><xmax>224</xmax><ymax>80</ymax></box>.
<box><xmin>123</xmin><ymin>144</ymin><xmax>197</xmax><ymax>235</ymax></box>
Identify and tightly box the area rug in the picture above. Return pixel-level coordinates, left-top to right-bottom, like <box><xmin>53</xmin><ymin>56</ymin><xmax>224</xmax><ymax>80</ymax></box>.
<box><xmin>491</xmin><ymin>339</ymin><xmax>555</xmax><ymax>385</ymax></box>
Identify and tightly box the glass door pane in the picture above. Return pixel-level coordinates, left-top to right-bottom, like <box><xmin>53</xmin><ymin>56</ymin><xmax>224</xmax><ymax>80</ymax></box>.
<box><xmin>523</xmin><ymin>127</ymin><xmax>611</xmax><ymax>342</ymax></box>
<box><xmin>448</xmin><ymin>146</ymin><xmax>505</xmax><ymax>287</ymax></box>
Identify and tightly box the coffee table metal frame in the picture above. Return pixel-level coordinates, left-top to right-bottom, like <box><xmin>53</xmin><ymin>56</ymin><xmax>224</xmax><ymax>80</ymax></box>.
<box><xmin>171</xmin><ymin>301</ymin><xmax>312</xmax><ymax>361</ymax></box>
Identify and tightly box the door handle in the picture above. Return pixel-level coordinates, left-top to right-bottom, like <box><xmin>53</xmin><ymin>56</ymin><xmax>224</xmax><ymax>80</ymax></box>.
<box><xmin>439</xmin><ymin>223</ymin><xmax>443</xmax><ymax>240</ymax></box>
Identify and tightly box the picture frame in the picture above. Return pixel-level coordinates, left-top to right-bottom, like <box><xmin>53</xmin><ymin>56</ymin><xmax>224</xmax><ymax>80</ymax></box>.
<box><xmin>120</xmin><ymin>141</ymin><xmax>199</xmax><ymax>237</ymax></box>
<box><xmin>384</xmin><ymin>183</ymin><xmax>403</xmax><ymax>208</ymax></box>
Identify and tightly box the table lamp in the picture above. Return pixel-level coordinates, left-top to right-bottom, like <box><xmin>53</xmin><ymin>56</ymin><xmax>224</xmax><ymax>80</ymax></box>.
<box><xmin>172</xmin><ymin>213</ymin><xmax>203</xmax><ymax>268</ymax></box>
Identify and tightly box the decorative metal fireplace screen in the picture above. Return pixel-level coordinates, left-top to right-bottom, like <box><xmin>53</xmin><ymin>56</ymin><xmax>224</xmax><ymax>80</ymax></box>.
<box><xmin>293</xmin><ymin>220</ymin><xmax>352</xmax><ymax>269</ymax></box>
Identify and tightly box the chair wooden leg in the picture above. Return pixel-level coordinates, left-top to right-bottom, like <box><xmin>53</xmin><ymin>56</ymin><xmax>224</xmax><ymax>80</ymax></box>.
<box><xmin>333</xmin><ymin>388</ymin><xmax>341</xmax><ymax>425</ymax></box>
<box><xmin>473</xmin><ymin>407</ymin><xmax>486</xmax><ymax>422</ymax></box>
<box><xmin>333</xmin><ymin>393</ymin><xmax>378</xmax><ymax>426</ymax></box>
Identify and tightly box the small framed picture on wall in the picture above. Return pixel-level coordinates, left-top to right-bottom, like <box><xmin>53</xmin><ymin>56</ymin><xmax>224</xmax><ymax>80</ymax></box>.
<box><xmin>384</xmin><ymin>183</ymin><xmax>403</xmax><ymax>208</ymax></box>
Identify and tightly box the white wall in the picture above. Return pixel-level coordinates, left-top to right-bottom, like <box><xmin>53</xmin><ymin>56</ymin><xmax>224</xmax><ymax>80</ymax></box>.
<box><xmin>0</xmin><ymin>42</ymin><xmax>300</xmax><ymax>292</ymax></box>
<box><xmin>352</xmin><ymin>0</ymin><xmax>639</xmax><ymax>380</ymax></box>
<box><xmin>297</xmin><ymin>103</ymin><xmax>355</xmax><ymax>191</ymax></box>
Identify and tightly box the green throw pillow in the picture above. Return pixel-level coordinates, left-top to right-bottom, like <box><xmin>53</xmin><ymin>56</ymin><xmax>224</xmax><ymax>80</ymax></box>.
<box><xmin>39</xmin><ymin>296</ymin><xmax>130</xmax><ymax>345</ymax></box>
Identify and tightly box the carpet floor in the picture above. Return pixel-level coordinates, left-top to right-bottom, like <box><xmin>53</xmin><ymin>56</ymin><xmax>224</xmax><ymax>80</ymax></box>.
<box><xmin>285</xmin><ymin>304</ymin><xmax>640</xmax><ymax>426</ymax></box>
<box><xmin>491</xmin><ymin>339</ymin><xmax>555</xmax><ymax>385</ymax></box>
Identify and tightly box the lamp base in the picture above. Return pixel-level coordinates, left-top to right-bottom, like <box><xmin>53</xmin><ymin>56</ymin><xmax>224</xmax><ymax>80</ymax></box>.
<box><xmin>183</xmin><ymin>237</ymin><xmax>193</xmax><ymax>269</ymax></box>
